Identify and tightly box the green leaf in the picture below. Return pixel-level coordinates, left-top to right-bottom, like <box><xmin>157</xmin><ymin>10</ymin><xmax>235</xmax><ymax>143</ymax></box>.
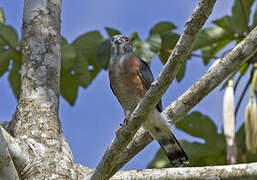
<box><xmin>8</xmin><ymin>56</ymin><xmax>21</xmax><ymax>99</ymax></box>
<box><xmin>72</xmin><ymin>31</ymin><xmax>102</xmax><ymax>88</ymax></box>
<box><xmin>71</xmin><ymin>48</ymin><xmax>101</xmax><ymax>89</ymax></box>
<box><xmin>159</xmin><ymin>32</ymin><xmax>179</xmax><ymax>64</ymax></box>
<box><xmin>150</xmin><ymin>21</ymin><xmax>177</xmax><ymax>34</ymax></box>
<box><xmin>212</xmin><ymin>16</ymin><xmax>235</xmax><ymax>33</ymax></box>
<box><xmin>95</xmin><ymin>40</ymin><xmax>111</xmax><ymax>70</ymax></box>
<box><xmin>201</xmin><ymin>39</ymin><xmax>230</xmax><ymax>65</ymax></box>
<box><xmin>72</xmin><ymin>48</ymin><xmax>91</xmax><ymax>87</ymax></box>
<box><xmin>236</xmin><ymin>123</ymin><xmax>257</xmax><ymax>162</ymax></box>
<box><xmin>132</xmin><ymin>33</ymin><xmax>161</xmax><ymax>63</ymax></box>
<box><xmin>0</xmin><ymin>24</ymin><xmax>19</xmax><ymax>47</ymax></box>
<box><xmin>192</xmin><ymin>27</ymin><xmax>232</xmax><ymax>50</ymax></box>
<box><xmin>176</xmin><ymin>111</ymin><xmax>223</xmax><ymax>145</ymax></box>
<box><xmin>72</xmin><ymin>31</ymin><xmax>104</xmax><ymax>59</ymax></box>
<box><xmin>60</xmin><ymin>70</ymin><xmax>79</xmax><ymax>105</ymax></box>
<box><xmin>231</xmin><ymin>0</ymin><xmax>254</xmax><ymax>34</ymax></box>
<box><xmin>0</xmin><ymin>6</ymin><xmax>5</xmax><ymax>24</ymax></box>
<box><xmin>105</xmin><ymin>27</ymin><xmax>121</xmax><ymax>37</ymax></box>
<box><xmin>180</xmin><ymin>140</ymin><xmax>226</xmax><ymax>166</ymax></box>
<box><xmin>149</xmin><ymin>112</ymin><xmax>227</xmax><ymax>168</ymax></box>
<box><xmin>148</xmin><ymin>139</ymin><xmax>226</xmax><ymax>168</ymax></box>
<box><xmin>150</xmin><ymin>21</ymin><xmax>179</xmax><ymax>64</ymax></box>
<box><xmin>239</xmin><ymin>63</ymin><xmax>249</xmax><ymax>75</ymax></box>
<box><xmin>0</xmin><ymin>48</ymin><xmax>14</xmax><ymax>77</ymax></box>
<box><xmin>147</xmin><ymin>149</ymin><xmax>170</xmax><ymax>168</ymax></box>
<box><xmin>213</xmin><ymin>0</ymin><xmax>254</xmax><ymax>34</ymax></box>
<box><xmin>61</xmin><ymin>45</ymin><xmax>76</xmax><ymax>70</ymax></box>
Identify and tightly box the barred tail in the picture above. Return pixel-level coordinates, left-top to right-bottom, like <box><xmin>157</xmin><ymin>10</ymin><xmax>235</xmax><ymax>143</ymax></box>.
<box><xmin>156</xmin><ymin>132</ymin><xmax>189</xmax><ymax>166</ymax></box>
<box><xmin>143</xmin><ymin>109</ymin><xmax>189</xmax><ymax>166</ymax></box>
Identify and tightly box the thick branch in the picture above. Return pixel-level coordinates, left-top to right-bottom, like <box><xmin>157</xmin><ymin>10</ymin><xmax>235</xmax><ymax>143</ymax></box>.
<box><xmin>109</xmin><ymin>128</ymin><xmax>153</xmax><ymax>178</ymax></box>
<box><xmin>91</xmin><ymin>0</ymin><xmax>217</xmax><ymax>179</ymax></box>
<box><xmin>0</xmin><ymin>126</ymin><xmax>19</xmax><ymax>180</ymax></box>
<box><xmin>7</xmin><ymin>0</ymin><xmax>76</xmax><ymax>178</ymax></box>
<box><xmin>76</xmin><ymin>162</ymin><xmax>257</xmax><ymax>180</ymax></box>
<box><xmin>113</xmin><ymin>163</ymin><xmax>257</xmax><ymax>180</ymax></box>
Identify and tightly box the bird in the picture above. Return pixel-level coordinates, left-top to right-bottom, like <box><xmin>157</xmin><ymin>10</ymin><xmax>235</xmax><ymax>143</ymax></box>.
<box><xmin>108</xmin><ymin>35</ymin><xmax>189</xmax><ymax>166</ymax></box>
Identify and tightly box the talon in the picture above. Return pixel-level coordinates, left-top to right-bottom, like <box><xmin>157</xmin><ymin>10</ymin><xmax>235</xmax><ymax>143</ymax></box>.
<box><xmin>123</xmin><ymin>115</ymin><xmax>130</xmax><ymax>125</ymax></box>
<box><xmin>116</xmin><ymin>128</ymin><xmax>122</xmax><ymax>136</ymax></box>
<box><xmin>116</xmin><ymin>115</ymin><xmax>130</xmax><ymax>136</ymax></box>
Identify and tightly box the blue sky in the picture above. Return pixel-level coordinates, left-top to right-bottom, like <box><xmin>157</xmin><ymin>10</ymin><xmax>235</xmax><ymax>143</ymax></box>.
<box><xmin>0</xmin><ymin>0</ymin><xmax>251</xmax><ymax>170</ymax></box>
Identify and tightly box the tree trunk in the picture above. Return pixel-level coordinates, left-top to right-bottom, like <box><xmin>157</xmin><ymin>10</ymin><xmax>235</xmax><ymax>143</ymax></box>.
<box><xmin>8</xmin><ymin>0</ymin><xmax>76</xmax><ymax>179</ymax></box>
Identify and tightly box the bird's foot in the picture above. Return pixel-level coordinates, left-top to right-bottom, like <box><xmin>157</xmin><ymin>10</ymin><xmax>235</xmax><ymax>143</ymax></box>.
<box><xmin>115</xmin><ymin>115</ymin><xmax>130</xmax><ymax>136</ymax></box>
<box><xmin>123</xmin><ymin>115</ymin><xmax>130</xmax><ymax>125</ymax></box>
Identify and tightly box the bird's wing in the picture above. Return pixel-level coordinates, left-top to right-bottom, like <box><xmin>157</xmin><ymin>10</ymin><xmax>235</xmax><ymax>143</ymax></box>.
<box><xmin>138</xmin><ymin>57</ymin><xmax>163</xmax><ymax>112</ymax></box>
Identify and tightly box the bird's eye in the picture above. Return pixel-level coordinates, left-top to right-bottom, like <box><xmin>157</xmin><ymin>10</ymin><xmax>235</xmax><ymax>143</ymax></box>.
<box><xmin>124</xmin><ymin>37</ymin><xmax>130</xmax><ymax>43</ymax></box>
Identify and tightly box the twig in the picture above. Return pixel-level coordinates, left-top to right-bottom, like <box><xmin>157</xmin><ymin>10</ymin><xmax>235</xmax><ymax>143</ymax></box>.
<box><xmin>90</xmin><ymin>0</ymin><xmax>217</xmax><ymax>179</ymax></box>
<box><xmin>191</xmin><ymin>53</ymin><xmax>219</xmax><ymax>59</ymax></box>
<box><xmin>235</xmin><ymin>76</ymin><xmax>251</xmax><ymax>117</ymax></box>
<box><xmin>234</xmin><ymin>64</ymin><xmax>249</xmax><ymax>92</ymax></box>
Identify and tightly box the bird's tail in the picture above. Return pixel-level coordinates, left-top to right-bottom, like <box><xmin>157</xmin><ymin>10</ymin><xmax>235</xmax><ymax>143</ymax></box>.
<box><xmin>143</xmin><ymin>110</ymin><xmax>189</xmax><ymax>166</ymax></box>
<box><xmin>155</xmin><ymin>131</ymin><xmax>189</xmax><ymax>166</ymax></box>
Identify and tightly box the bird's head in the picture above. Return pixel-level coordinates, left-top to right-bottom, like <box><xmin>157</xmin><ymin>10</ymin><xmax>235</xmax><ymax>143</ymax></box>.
<box><xmin>110</xmin><ymin>35</ymin><xmax>133</xmax><ymax>57</ymax></box>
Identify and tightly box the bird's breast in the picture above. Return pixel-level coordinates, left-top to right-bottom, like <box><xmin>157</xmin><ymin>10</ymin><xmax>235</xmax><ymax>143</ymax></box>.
<box><xmin>109</xmin><ymin>55</ymin><xmax>147</xmax><ymax>112</ymax></box>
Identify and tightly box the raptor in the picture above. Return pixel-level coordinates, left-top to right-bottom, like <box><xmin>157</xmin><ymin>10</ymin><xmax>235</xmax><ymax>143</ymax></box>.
<box><xmin>108</xmin><ymin>35</ymin><xmax>189</xmax><ymax>166</ymax></box>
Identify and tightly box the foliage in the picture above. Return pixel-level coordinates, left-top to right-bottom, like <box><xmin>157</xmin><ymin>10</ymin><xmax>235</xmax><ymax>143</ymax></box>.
<box><xmin>148</xmin><ymin>111</ymin><xmax>257</xmax><ymax>168</ymax></box>
<box><xmin>1</xmin><ymin>0</ymin><xmax>256</xmax><ymax>105</ymax></box>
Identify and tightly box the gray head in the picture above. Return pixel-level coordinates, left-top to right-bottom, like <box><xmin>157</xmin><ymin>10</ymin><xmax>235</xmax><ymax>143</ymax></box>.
<box><xmin>110</xmin><ymin>35</ymin><xmax>133</xmax><ymax>57</ymax></box>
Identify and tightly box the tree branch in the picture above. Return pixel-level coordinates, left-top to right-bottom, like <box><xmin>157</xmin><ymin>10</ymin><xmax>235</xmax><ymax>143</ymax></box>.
<box><xmin>0</xmin><ymin>126</ymin><xmax>19</xmax><ymax>180</ymax></box>
<box><xmin>112</xmin><ymin>162</ymin><xmax>257</xmax><ymax>180</ymax></box>
<box><xmin>235</xmin><ymin>76</ymin><xmax>251</xmax><ymax>117</ymax></box>
<box><xmin>109</xmin><ymin>128</ymin><xmax>153</xmax><ymax>178</ymax></box>
<box><xmin>76</xmin><ymin>161</ymin><xmax>257</xmax><ymax>179</ymax></box>
<box><xmin>91</xmin><ymin>0</ymin><xmax>217</xmax><ymax>179</ymax></box>
<box><xmin>164</xmin><ymin>26</ymin><xmax>257</xmax><ymax>124</ymax></box>
<box><xmin>191</xmin><ymin>53</ymin><xmax>219</xmax><ymax>59</ymax></box>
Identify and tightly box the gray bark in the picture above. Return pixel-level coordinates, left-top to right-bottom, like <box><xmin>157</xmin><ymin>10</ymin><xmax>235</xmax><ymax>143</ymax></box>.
<box><xmin>6</xmin><ymin>0</ymin><xmax>76</xmax><ymax>179</ymax></box>
<box><xmin>0</xmin><ymin>127</ymin><xmax>19</xmax><ymax>180</ymax></box>
<box><xmin>1</xmin><ymin>0</ymin><xmax>257</xmax><ymax>179</ymax></box>
<box><xmin>75</xmin><ymin>162</ymin><xmax>257</xmax><ymax>180</ymax></box>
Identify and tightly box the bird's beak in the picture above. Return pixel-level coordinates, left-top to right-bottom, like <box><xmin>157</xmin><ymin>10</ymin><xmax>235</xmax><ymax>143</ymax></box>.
<box><xmin>114</xmin><ymin>40</ymin><xmax>121</xmax><ymax>46</ymax></box>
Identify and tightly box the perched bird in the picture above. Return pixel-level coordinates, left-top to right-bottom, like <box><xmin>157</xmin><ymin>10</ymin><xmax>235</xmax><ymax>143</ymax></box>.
<box><xmin>108</xmin><ymin>35</ymin><xmax>189</xmax><ymax>166</ymax></box>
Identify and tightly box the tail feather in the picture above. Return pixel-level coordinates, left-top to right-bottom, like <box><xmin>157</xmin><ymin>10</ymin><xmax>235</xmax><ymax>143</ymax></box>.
<box><xmin>156</xmin><ymin>133</ymin><xmax>189</xmax><ymax>166</ymax></box>
<box><xmin>143</xmin><ymin>109</ymin><xmax>189</xmax><ymax>166</ymax></box>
